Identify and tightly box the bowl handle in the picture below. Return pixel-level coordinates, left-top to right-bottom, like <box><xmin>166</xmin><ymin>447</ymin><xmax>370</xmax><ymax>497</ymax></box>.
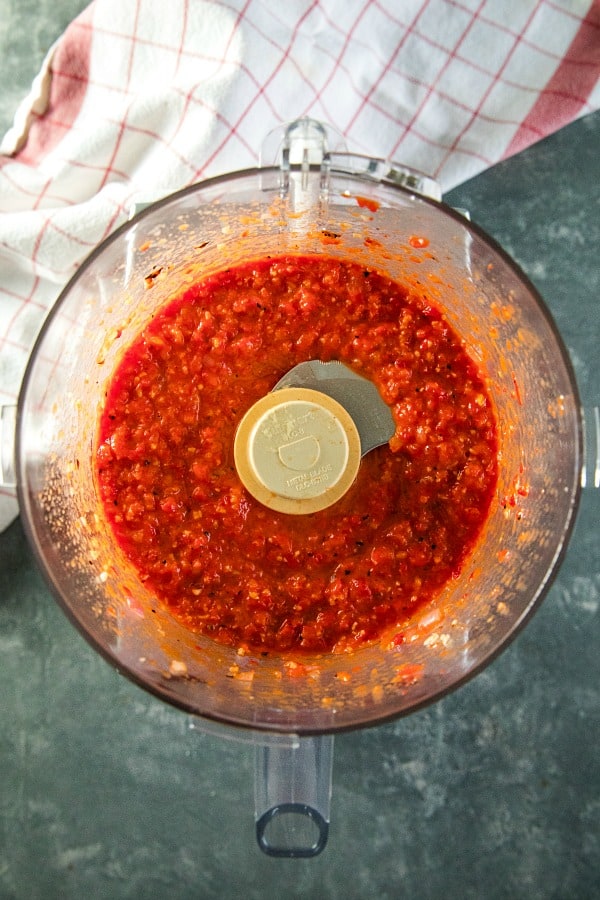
<box><xmin>254</xmin><ymin>734</ymin><xmax>334</xmax><ymax>857</ymax></box>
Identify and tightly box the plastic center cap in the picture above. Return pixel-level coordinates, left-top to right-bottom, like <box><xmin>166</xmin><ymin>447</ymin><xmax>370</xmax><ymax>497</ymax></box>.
<box><xmin>234</xmin><ymin>387</ymin><xmax>361</xmax><ymax>514</ymax></box>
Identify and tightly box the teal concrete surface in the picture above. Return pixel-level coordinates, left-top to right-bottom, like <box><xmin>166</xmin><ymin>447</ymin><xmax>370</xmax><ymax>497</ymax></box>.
<box><xmin>1</xmin><ymin>2</ymin><xmax>599</xmax><ymax>898</ymax></box>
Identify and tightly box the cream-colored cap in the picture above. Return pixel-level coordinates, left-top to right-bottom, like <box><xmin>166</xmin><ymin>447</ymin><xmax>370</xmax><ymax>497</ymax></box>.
<box><xmin>234</xmin><ymin>387</ymin><xmax>361</xmax><ymax>514</ymax></box>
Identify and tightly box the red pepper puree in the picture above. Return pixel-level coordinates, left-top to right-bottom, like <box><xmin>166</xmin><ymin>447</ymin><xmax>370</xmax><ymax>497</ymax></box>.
<box><xmin>96</xmin><ymin>254</ymin><xmax>498</xmax><ymax>654</ymax></box>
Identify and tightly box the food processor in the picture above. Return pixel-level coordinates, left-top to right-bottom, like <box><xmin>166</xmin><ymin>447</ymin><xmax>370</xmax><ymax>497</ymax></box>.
<box><xmin>1</xmin><ymin>119</ymin><xmax>585</xmax><ymax>857</ymax></box>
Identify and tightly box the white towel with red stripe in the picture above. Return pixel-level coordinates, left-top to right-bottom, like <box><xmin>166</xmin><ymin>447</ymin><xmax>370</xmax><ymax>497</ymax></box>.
<box><xmin>1</xmin><ymin>0</ymin><xmax>599</xmax><ymax>529</ymax></box>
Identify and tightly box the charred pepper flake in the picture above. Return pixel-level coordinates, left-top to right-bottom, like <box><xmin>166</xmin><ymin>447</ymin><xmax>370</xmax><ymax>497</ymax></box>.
<box><xmin>144</xmin><ymin>266</ymin><xmax>164</xmax><ymax>288</ymax></box>
<box><xmin>96</xmin><ymin>253</ymin><xmax>498</xmax><ymax>654</ymax></box>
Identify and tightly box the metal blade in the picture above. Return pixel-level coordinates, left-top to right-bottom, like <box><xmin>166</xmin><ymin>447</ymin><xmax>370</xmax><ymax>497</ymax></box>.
<box><xmin>273</xmin><ymin>360</ymin><xmax>395</xmax><ymax>455</ymax></box>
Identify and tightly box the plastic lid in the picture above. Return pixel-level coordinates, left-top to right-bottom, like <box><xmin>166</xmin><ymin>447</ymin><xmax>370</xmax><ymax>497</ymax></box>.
<box><xmin>234</xmin><ymin>387</ymin><xmax>361</xmax><ymax>514</ymax></box>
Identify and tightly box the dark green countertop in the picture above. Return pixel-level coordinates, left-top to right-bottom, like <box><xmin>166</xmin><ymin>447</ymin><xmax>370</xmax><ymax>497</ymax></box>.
<box><xmin>1</xmin><ymin>2</ymin><xmax>599</xmax><ymax>897</ymax></box>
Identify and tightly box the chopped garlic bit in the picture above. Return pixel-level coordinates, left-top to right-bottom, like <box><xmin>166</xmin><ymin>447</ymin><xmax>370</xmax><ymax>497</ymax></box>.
<box><xmin>169</xmin><ymin>659</ymin><xmax>188</xmax><ymax>676</ymax></box>
<box><xmin>424</xmin><ymin>632</ymin><xmax>450</xmax><ymax>649</ymax></box>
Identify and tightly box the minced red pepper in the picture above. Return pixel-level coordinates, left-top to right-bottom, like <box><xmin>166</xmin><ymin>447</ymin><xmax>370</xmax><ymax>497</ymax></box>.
<box><xmin>96</xmin><ymin>254</ymin><xmax>498</xmax><ymax>654</ymax></box>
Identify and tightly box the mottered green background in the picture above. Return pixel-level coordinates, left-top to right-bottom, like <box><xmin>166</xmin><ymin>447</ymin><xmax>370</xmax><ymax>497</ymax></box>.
<box><xmin>1</xmin><ymin>2</ymin><xmax>599</xmax><ymax>897</ymax></box>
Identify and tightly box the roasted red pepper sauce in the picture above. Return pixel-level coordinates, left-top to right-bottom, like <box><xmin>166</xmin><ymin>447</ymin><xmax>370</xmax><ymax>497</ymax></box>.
<box><xmin>96</xmin><ymin>255</ymin><xmax>498</xmax><ymax>654</ymax></box>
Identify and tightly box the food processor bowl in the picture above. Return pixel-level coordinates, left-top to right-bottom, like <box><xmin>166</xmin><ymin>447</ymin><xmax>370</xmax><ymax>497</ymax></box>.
<box><xmin>7</xmin><ymin>120</ymin><xmax>583</xmax><ymax>854</ymax></box>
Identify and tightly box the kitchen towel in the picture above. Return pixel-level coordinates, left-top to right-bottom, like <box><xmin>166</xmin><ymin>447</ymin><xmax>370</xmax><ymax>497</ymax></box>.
<box><xmin>1</xmin><ymin>0</ymin><xmax>599</xmax><ymax>529</ymax></box>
